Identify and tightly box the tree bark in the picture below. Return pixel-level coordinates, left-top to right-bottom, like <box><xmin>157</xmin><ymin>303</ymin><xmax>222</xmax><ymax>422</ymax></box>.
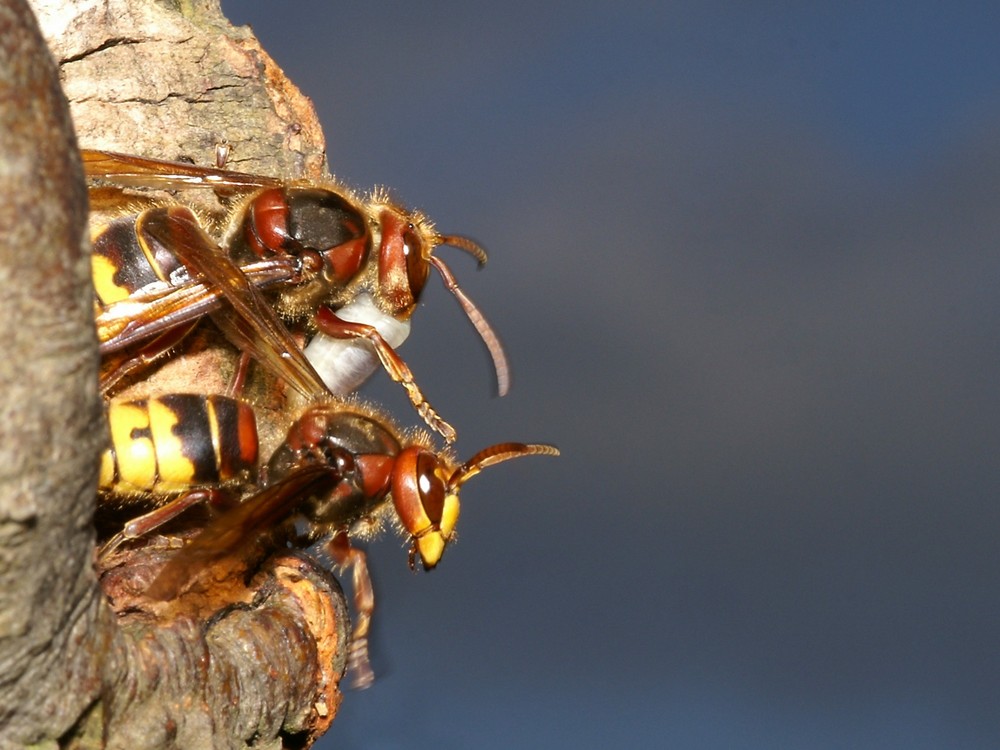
<box><xmin>0</xmin><ymin>1</ymin><xmax>350</xmax><ymax>747</ymax></box>
<box><xmin>35</xmin><ymin>0</ymin><xmax>328</xmax><ymax>178</ymax></box>
<box><xmin>0</xmin><ymin>0</ymin><xmax>102</xmax><ymax>744</ymax></box>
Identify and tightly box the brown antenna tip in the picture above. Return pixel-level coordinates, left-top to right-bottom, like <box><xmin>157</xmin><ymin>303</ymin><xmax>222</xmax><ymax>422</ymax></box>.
<box><xmin>439</xmin><ymin>234</ymin><xmax>488</xmax><ymax>267</ymax></box>
<box><xmin>429</xmin><ymin>255</ymin><xmax>511</xmax><ymax>397</ymax></box>
<box><xmin>449</xmin><ymin>442</ymin><xmax>560</xmax><ymax>490</ymax></box>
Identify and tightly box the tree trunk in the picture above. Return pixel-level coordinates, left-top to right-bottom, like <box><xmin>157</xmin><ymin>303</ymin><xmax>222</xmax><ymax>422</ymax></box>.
<box><xmin>0</xmin><ymin>2</ymin><xmax>349</xmax><ymax>747</ymax></box>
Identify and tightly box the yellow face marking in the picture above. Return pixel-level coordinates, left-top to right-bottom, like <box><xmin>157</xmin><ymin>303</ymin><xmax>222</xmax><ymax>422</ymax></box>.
<box><xmin>147</xmin><ymin>398</ymin><xmax>195</xmax><ymax>492</ymax></box>
<box><xmin>416</xmin><ymin>493</ymin><xmax>460</xmax><ymax>568</ymax></box>
<box><xmin>108</xmin><ymin>401</ymin><xmax>156</xmax><ymax>492</ymax></box>
<box><xmin>417</xmin><ymin>532</ymin><xmax>446</xmax><ymax>568</ymax></box>
<box><xmin>440</xmin><ymin>493</ymin><xmax>460</xmax><ymax>539</ymax></box>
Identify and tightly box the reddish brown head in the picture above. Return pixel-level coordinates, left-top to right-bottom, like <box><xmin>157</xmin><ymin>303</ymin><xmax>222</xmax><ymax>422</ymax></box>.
<box><xmin>390</xmin><ymin>442</ymin><xmax>560</xmax><ymax>569</ymax></box>
<box><xmin>373</xmin><ymin>203</ymin><xmax>511</xmax><ymax>397</ymax></box>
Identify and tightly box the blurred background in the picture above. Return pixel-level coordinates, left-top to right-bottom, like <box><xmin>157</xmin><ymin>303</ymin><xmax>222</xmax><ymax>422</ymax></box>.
<box><xmin>223</xmin><ymin>3</ymin><xmax>1000</xmax><ymax>748</ymax></box>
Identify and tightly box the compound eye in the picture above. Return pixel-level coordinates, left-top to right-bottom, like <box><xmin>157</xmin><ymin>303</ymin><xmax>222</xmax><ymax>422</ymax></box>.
<box><xmin>403</xmin><ymin>224</ymin><xmax>430</xmax><ymax>298</ymax></box>
<box><xmin>415</xmin><ymin>452</ymin><xmax>446</xmax><ymax>526</ymax></box>
<box><xmin>392</xmin><ymin>447</ymin><xmax>445</xmax><ymax>536</ymax></box>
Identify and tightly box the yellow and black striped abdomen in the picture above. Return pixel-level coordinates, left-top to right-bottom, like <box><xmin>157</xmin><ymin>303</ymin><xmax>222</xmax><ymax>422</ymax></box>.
<box><xmin>101</xmin><ymin>394</ymin><xmax>258</xmax><ymax>496</ymax></box>
<box><xmin>92</xmin><ymin>210</ymin><xmax>188</xmax><ymax>306</ymax></box>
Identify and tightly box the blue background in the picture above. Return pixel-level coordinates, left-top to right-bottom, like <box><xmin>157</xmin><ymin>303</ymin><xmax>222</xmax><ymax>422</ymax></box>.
<box><xmin>223</xmin><ymin>3</ymin><xmax>1000</xmax><ymax>748</ymax></box>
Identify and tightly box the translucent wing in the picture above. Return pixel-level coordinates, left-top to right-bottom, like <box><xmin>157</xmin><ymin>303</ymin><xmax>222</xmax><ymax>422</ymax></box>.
<box><xmin>146</xmin><ymin>465</ymin><xmax>338</xmax><ymax>600</ymax></box>
<box><xmin>97</xmin><ymin>205</ymin><xmax>329</xmax><ymax>399</ymax></box>
<box><xmin>82</xmin><ymin>149</ymin><xmax>282</xmax><ymax>191</ymax></box>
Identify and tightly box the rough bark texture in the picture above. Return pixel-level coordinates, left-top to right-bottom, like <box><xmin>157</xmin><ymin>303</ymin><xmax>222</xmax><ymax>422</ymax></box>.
<box><xmin>0</xmin><ymin>0</ymin><xmax>104</xmax><ymax>745</ymax></box>
<box><xmin>0</xmin><ymin>1</ymin><xmax>350</xmax><ymax>748</ymax></box>
<box><xmin>34</xmin><ymin>0</ymin><xmax>327</xmax><ymax>178</ymax></box>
